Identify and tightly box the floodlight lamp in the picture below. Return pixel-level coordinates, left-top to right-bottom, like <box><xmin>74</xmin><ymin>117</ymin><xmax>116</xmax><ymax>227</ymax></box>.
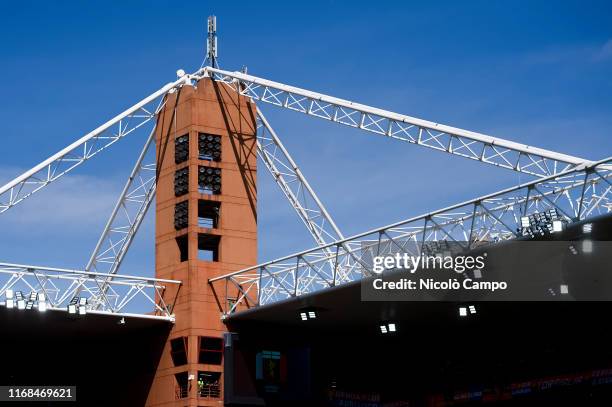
<box><xmin>68</xmin><ymin>304</ymin><xmax>77</xmax><ymax>314</ymax></box>
<box><xmin>308</xmin><ymin>311</ymin><xmax>316</xmax><ymax>319</ymax></box>
<box><xmin>6</xmin><ymin>299</ymin><xmax>14</xmax><ymax>309</ymax></box>
<box><xmin>79</xmin><ymin>297</ymin><xmax>87</xmax><ymax>306</ymax></box>
<box><xmin>38</xmin><ymin>301</ymin><xmax>47</xmax><ymax>312</ymax></box>
<box><xmin>300</xmin><ymin>312</ymin><xmax>307</xmax><ymax>321</ymax></box>
<box><xmin>459</xmin><ymin>307</ymin><xmax>467</xmax><ymax>317</ymax></box>
<box><xmin>17</xmin><ymin>299</ymin><xmax>26</xmax><ymax>310</ymax></box>
<box><xmin>582</xmin><ymin>240</ymin><xmax>593</xmax><ymax>253</ymax></box>
<box><xmin>380</xmin><ymin>325</ymin><xmax>387</xmax><ymax>334</ymax></box>
<box><xmin>552</xmin><ymin>220</ymin><xmax>563</xmax><ymax>233</ymax></box>
<box><xmin>388</xmin><ymin>323</ymin><xmax>397</xmax><ymax>332</ymax></box>
<box><xmin>6</xmin><ymin>289</ymin><xmax>14</xmax><ymax>299</ymax></box>
<box><xmin>583</xmin><ymin>223</ymin><xmax>593</xmax><ymax>234</ymax></box>
<box><xmin>79</xmin><ymin>306</ymin><xmax>86</xmax><ymax>315</ymax></box>
<box><xmin>520</xmin><ymin>217</ymin><xmax>530</xmax><ymax>228</ymax></box>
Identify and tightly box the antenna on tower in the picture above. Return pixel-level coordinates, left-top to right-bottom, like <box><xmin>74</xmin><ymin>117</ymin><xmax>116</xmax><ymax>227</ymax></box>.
<box><xmin>206</xmin><ymin>15</ymin><xmax>218</xmax><ymax>68</ymax></box>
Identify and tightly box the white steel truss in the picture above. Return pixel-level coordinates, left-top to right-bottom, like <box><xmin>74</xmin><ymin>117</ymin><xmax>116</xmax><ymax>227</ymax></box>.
<box><xmin>210</xmin><ymin>156</ymin><xmax>612</xmax><ymax>314</ymax></box>
<box><xmin>0</xmin><ymin>75</ymin><xmax>193</xmax><ymax>214</ymax></box>
<box><xmin>204</xmin><ymin>67</ymin><xmax>591</xmax><ymax>178</ymax></box>
<box><xmin>85</xmin><ymin>122</ymin><xmax>158</xmax><ymax>276</ymax></box>
<box><xmin>256</xmin><ymin>110</ymin><xmax>344</xmax><ymax>245</ymax></box>
<box><xmin>0</xmin><ymin>66</ymin><xmax>606</xmax><ymax>320</ymax></box>
<box><xmin>0</xmin><ymin>262</ymin><xmax>181</xmax><ymax>321</ymax></box>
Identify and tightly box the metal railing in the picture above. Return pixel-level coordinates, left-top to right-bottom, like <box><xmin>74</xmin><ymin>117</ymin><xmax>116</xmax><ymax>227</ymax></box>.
<box><xmin>0</xmin><ymin>262</ymin><xmax>181</xmax><ymax>321</ymax></box>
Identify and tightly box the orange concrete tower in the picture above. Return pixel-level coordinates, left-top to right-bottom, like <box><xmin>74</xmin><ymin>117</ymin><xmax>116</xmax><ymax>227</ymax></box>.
<box><xmin>146</xmin><ymin>77</ymin><xmax>258</xmax><ymax>406</ymax></box>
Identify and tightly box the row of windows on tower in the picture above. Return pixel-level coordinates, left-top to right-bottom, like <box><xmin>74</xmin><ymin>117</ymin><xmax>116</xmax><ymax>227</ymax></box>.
<box><xmin>174</xmin><ymin>200</ymin><xmax>220</xmax><ymax>231</ymax></box>
<box><xmin>170</xmin><ymin>336</ymin><xmax>223</xmax><ymax>366</ymax></box>
<box><xmin>175</xmin><ymin>133</ymin><xmax>222</xmax><ymax>164</ymax></box>
<box><xmin>174</xmin><ymin>165</ymin><xmax>222</xmax><ymax>197</ymax></box>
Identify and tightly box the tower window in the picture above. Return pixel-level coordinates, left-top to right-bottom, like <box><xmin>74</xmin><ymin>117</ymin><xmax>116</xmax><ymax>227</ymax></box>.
<box><xmin>174</xmin><ymin>201</ymin><xmax>189</xmax><ymax>230</ymax></box>
<box><xmin>174</xmin><ymin>371</ymin><xmax>189</xmax><ymax>399</ymax></box>
<box><xmin>174</xmin><ymin>167</ymin><xmax>189</xmax><ymax>197</ymax></box>
<box><xmin>170</xmin><ymin>337</ymin><xmax>188</xmax><ymax>366</ymax></box>
<box><xmin>199</xmin><ymin>336</ymin><xmax>223</xmax><ymax>365</ymax></box>
<box><xmin>198</xmin><ymin>133</ymin><xmax>222</xmax><ymax>161</ymax></box>
<box><xmin>176</xmin><ymin>235</ymin><xmax>188</xmax><ymax>262</ymax></box>
<box><xmin>197</xmin><ymin>371</ymin><xmax>221</xmax><ymax>398</ymax></box>
<box><xmin>198</xmin><ymin>234</ymin><xmax>220</xmax><ymax>262</ymax></box>
<box><xmin>198</xmin><ymin>200</ymin><xmax>220</xmax><ymax>229</ymax></box>
<box><xmin>198</xmin><ymin>166</ymin><xmax>221</xmax><ymax>195</ymax></box>
<box><xmin>175</xmin><ymin>134</ymin><xmax>189</xmax><ymax>164</ymax></box>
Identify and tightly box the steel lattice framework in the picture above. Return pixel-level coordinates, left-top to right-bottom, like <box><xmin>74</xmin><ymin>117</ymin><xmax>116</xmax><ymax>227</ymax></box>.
<box><xmin>0</xmin><ymin>262</ymin><xmax>180</xmax><ymax>321</ymax></box>
<box><xmin>256</xmin><ymin>111</ymin><xmax>344</xmax><ymax>245</ymax></box>
<box><xmin>204</xmin><ymin>67</ymin><xmax>590</xmax><ymax>178</ymax></box>
<box><xmin>0</xmin><ymin>65</ymin><xmax>607</xmax><ymax>320</ymax></box>
<box><xmin>210</xmin><ymin>157</ymin><xmax>612</xmax><ymax>314</ymax></box>
<box><xmin>86</xmin><ymin>124</ymin><xmax>158</xmax><ymax>276</ymax></box>
<box><xmin>0</xmin><ymin>78</ymin><xmax>189</xmax><ymax>214</ymax></box>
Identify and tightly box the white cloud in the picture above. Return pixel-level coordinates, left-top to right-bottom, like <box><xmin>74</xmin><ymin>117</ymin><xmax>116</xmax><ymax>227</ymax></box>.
<box><xmin>0</xmin><ymin>167</ymin><xmax>122</xmax><ymax>235</ymax></box>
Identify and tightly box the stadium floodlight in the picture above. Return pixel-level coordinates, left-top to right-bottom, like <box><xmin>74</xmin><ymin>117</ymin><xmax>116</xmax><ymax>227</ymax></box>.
<box><xmin>582</xmin><ymin>240</ymin><xmax>593</xmax><ymax>253</ymax></box>
<box><xmin>79</xmin><ymin>297</ymin><xmax>87</xmax><ymax>306</ymax></box>
<box><xmin>68</xmin><ymin>297</ymin><xmax>79</xmax><ymax>314</ymax></box>
<box><xmin>6</xmin><ymin>290</ymin><xmax>15</xmax><ymax>309</ymax></box>
<box><xmin>552</xmin><ymin>220</ymin><xmax>563</xmax><ymax>233</ymax></box>
<box><xmin>560</xmin><ymin>285</ymin><xmax>569</xmax><ymax>295</ymax></box>
<box><xmin>520</xmin><ymin>216</ymin><xmax>530</xmax><ymax>228</ymax></box>
<box><xmin>380</xmin><ymin>322</ymin><xmax>397</xmax><ymax>334</ymax></box>
<box><xmin>459</xmin><ymin>307</ymin><xmax>467</xmax><ymax>317</ymax></box>
<box><xmin>26</xmin><ymin>293</ymin><xmax>35</xmax><ymax>310</ymax></box>
<box><xmin>37</xmin><ymin>293</ymin><xmax>47</xmax><ymax>312</ymax></box>
<box><xmin>583</xmin><ymin>223</ymin><xmax>593</xmax><ymax>234</ymax></box>
<box><xmin>17</xmin><ymin>299</ymin><xmax>26</xmax><ymax>310</ymax></box>
<box><xmin>299</xmin><ymin>309</ymin><xmax>317</xmax><ymax>321</ymax></box>
<box><xmin>469</xmin><ymin>305</ymin><xmax>477</xmax><ymax>314</ymax></box>
<box><xmin>79</xmin><ymin>306</ymin><xmax>87</xmax><ymax>315</ymax></box>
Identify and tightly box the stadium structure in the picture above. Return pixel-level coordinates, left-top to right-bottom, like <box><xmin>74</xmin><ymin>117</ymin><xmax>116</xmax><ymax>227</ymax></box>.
<box><xmin>1</xmin><ymin>17</ymin><xmax>612</xmax><ymax>406</ymax></box>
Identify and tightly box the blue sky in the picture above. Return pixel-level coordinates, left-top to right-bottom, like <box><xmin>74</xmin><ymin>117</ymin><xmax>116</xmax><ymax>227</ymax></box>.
<box><xmin>0</xmin><ymin>0</ymin><xmax>611</xmax><ymax>278</ymax></box>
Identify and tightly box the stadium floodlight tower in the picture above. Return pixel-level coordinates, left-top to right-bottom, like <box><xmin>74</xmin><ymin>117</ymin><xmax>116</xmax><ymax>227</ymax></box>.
<box><xmin>146</xmin><ymin>16</ymin><xmax>259</xmax><ymax>406</ymax></box>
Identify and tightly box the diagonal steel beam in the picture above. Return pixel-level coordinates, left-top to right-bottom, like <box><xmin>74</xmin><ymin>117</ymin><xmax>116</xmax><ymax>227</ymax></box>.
<box><xmin>0</xmin><ymin>75</ymin><xmax>194</xmax><ymax>214</ymax></box>
<box><xmin>204</xmin><ymin>67</ymin><xmax>591</xmax><ymax>178</ymax></box>
<box><xmin>256</xmin><ymin>110</ymin><xmax>344</xmax><ymax>245</ymax></box>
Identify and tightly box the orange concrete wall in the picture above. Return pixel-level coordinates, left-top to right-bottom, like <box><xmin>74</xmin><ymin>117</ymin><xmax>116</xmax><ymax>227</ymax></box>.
<box><xmin>146</xmin><ymin>78</ymin><xmax>258</xmax><ymax>407</ymax></box>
